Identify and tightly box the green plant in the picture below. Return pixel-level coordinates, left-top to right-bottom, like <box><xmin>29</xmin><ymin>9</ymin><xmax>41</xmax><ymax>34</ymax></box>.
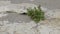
<box><xmin>27</xmin><ymin>5</ymin><xmax>45</xmax><ymax>23</ymax></box>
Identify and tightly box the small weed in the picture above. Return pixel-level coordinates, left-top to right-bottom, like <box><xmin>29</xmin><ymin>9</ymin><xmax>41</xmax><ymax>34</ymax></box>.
<box><xmin>27</xmin><ymin>5</ymin><xmax>45</xmax><ymax>23</ymax></box>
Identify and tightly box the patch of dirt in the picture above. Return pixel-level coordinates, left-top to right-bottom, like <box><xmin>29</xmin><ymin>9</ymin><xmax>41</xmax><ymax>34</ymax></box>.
<box><xmin>40</xmin><ymin>18</ymin><xmax>60</xmax><ymax>27</ymax></box>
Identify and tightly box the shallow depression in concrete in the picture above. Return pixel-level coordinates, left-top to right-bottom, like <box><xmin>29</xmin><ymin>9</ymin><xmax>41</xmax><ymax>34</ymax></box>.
<box><xmin>0</xmin><ymin>13</ymin><xmax>32</xmax><ymax>23</ymax></box>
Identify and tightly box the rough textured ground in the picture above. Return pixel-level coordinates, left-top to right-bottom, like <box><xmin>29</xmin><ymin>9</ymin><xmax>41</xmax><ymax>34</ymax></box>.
<box><xmin>0</xmin><ymin>1</ymin><xmax>60</xmax><ymax>34</ymax></box>
<box><xmin>0</xmin><ymin>13</ymin><xmax>60</xmax><ymax>34</ymax></box>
